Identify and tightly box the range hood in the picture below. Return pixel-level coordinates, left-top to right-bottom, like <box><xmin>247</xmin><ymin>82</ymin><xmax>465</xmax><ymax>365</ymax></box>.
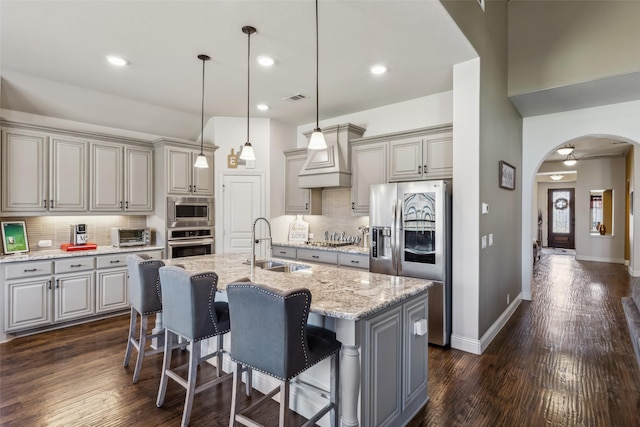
<box><xmin>298</xmin><ymin>123</ymin><xmax>366</xmax><ymax>188</ymax></box>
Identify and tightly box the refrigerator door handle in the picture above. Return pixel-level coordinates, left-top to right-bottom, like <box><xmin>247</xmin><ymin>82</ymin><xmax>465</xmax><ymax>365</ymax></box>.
<box><xmin>391</xmin><ymin>199</ymin><xmax>397</xmax><ymax>270</ymax></box>
<box><xmin>396</xmin><ymin>199</ymin><xmax>403</xmax><ymax>273</ymax></box>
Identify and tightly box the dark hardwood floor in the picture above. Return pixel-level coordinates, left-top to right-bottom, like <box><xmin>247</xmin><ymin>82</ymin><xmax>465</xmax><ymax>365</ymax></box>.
<box><xmin>2</xmin><ymin>251</ymin><xmax>640</xmax><ymax>426</ymax></box>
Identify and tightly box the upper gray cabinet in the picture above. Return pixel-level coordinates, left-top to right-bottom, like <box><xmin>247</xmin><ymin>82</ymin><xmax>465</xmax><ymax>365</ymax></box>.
<box><xmin>350</xmin><ymin>141</ymin><xmax>388</xmax><ymax>215</ymax></box>
<box><xmin>284</xmin><ymin>149</ymin><xmax>321</xmax><ymax>215</ymax></box>
<box><xmin>2</xmin><ymin>128</ymin><xmax>88</xmax><ymax>213</ymax></box>
<box><xmin>166</xmin><ymin>146</ymin><xmax>214</xmax><ymax>196</ymax></box>
<box><xmin>90</xmin><ymin>141</ymin><xmax>153</xmax><ymax>213</ymax></box>
<box><xmin>389</xmin><ymin>128</ymin><xmax>452</xmax><ymax>182</ymax></box>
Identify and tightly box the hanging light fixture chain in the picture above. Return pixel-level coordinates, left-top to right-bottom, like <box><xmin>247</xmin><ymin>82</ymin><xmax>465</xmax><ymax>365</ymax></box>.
<box><xmin>201</xmin><ymin>56</ymin><xmax>205</xmax><ymax>155</ymax></box>
<box><xmin>315</xmin><ymin>0</ymin><xmax>319</xmax><ymax>128</ymax></box>
<box><xmin>247</xmin><ymin>28</ymin><xmax>251</xmax><ymax>143</ymax></box>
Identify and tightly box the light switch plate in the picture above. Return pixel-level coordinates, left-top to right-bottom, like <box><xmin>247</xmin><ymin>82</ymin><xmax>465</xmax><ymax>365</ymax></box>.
<box><xmin>489</xmin><ymin>234</ymin><xmax>493</xmax><ymax>246</ymax></box>
<box><xmin>482</xmin><ymin>203</ymin><xmax>489</xmax><ymax>214</ymax></box>
<box><xmin>481</xmin><ymin>235</ymin><xmax>487</xmax><ymax>249</ymax></box>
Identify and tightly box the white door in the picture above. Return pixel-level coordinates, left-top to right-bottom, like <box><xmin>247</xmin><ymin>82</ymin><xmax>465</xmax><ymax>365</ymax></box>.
<box><xmin>221</xmin><ymin>173</ymin><xmax>264</xmax><ymax>254</ymax></box>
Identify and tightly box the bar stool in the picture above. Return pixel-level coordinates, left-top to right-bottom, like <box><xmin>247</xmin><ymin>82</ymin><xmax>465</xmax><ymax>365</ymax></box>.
<box><xmin>156</xmin><ymin>266</ymin><xmax>249</xmax><ymax>427</ymax></box>
<box><xmin>123</xmin><ymin>253</ymin><xmax>165</xmax><ymax>384</ymax></box>
<box><xmin>227</xmin><ymin>282</ymin><xmax>342</xmax><ymax>427</ymax></box>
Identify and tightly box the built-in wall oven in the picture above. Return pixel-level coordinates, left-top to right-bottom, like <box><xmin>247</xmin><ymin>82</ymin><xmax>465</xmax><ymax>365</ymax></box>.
<box><xmin>167</xmin><ymin>227</ymin><xmax>214</xmax><ymax>259</ymax></box>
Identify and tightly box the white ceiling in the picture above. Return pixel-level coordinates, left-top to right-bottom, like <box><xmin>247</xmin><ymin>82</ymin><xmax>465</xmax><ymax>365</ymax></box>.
<box><xmin>0</xmin><ymin>0</ymin><xmax>477</xmax><ymax>141</ymax></box>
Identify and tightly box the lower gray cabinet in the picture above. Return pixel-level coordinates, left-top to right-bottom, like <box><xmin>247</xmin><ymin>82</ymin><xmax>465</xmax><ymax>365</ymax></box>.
<box><xmin>361</xmin><ymin>290</ymin><xmax>429</xmax><ymax>427</ymax></box>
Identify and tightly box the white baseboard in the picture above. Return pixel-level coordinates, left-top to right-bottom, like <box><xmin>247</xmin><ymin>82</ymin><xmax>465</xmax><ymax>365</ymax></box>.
<box><xmin>575</xmin><ymin>255</ymin><xmax>626</xmax><ymax>264</ymax></box>
<box><xmin>451</xmin><ymin>292</ymin><xmax>522</xmax><ymax>355</ymax></box>
<box><xmin>628</xmin><ymin>265</ymin><xmax>640</xmax><ymax>277</ymax></box>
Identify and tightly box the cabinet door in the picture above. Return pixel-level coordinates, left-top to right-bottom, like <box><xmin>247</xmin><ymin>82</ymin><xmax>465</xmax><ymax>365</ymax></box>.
<box><xmin>424</xmin><ymin>131</ymin><xmax>453</xmax><ymax>179</ymax></box>
<box><xmin>167</xmin><ymin>147</ymin><xmax>193</xmax><ymax>195</ymax></box>
<box><xmin>96</xmin><ymin>268</ymin><xmax>129</xmax><ymax>313</ymax></box>
<box><xmin>192</xmin><ymin>151</ymin><xmax>214</xmax><ymax>196</ymax></box>
<box><xmin>124</xmin><ymin>146</ymin><xmax>153</xmax><ymax>212</ymax></box>
<box><xmin>402</xmin><ymin>295</ymin><xmax>428</xmax><ymax>410</ymax></box>
<box><xmin>54</xmin><ymin>273</ymin><xmax>94</xmax><ymax>322</ymax></box>
<box><xmin>363</xmin><ymin>305</ymin><xmax>402</xmax><ymax>427</ymax></box>
<box><xmin>1</xmin><ymin>129</ymin><xmax>48</xmax><ymax>212</ymax></box>
<box><xmin>4</xmin><ymin>278</ymin><xmax>52</xmax><ymax>331</ymax></box>
<box><xmin>351</xmin><ymin>142</ymin><xmax>388</xmax><ymax>214</ymax></box>
<box><xmin>90</xmin><ymin>142</ymin><xmax>123</xmax><ymax>211</ymax></box>
<box><xmin>284</xmin><ymin>150</ymin><xmax>312</xmax><ymax>214</ymax></box>
<box><xmin>50</xmin><ymin>136</ymin><xmax>88</xmax><ymax>211</ymax></box>
<box><xmin>389</xmin><ymin>138</ymin><xmax>423</xmax><ymax>182</ymax></box>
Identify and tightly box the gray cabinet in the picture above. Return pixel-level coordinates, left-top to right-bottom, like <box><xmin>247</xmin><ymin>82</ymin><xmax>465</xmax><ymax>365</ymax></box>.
<box><xmin>389</xmin><ymin>129</ymin><xmax>452</xmax><ymax>182</ymax></box>
<box><xmin>167</xmin><ymin>147</ymin><xmax>214</xmax><ymax>196</ymax></box>
<box><xmin>1</xmin><ymin>129</ymin><xmax>88</xmax><ymax>213</ymax></box>
<box><xmin>90</xmin><ymin>142</ymin><xmax>153</xmax><ymax>213</ymax></box>
<box><xmin>272</xmin><ymin>245</ymin><xmax>369</xmax><ymax>270</ymax></box>
<box><xmin>271</xmin><ymin>245</ymin><xmax>297</xmax><ymax>259</ymax></box>
<box><xmin>337</xmin><ymin>252</ymin><xmax>370</xmax><ymax>270</ymax></box>
<box><xmin>361</xmin><ymin>291</ymin><xmax>429</xmax><ymax>427</ymax></box>
<box><xmin>284</xmin><ymin>149</ymin><xmax>322</xmax><ymax>215</ymax></box>
<box><xmin>297</xmin><ymin>248</ymin><xmax>339</xmax><ymax>265</ymax></box>
<box><xmin>351</xmin><ymin>142</ymin><xmax>388</xmax><ymax>215</ymax></box>
<box><xmin>4</xmin><ymin>260</ymin><xmax>53</xmax><ymax>331</ymax></box>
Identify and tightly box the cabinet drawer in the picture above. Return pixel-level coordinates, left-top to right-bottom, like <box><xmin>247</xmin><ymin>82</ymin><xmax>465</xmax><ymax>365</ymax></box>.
<box><xmin>338</xmin><ymin>253</ymin><xmax>370</xmax><ymax>270</ymax></box>
<box><xmin>96</xmin><ymin>254</ymin><xmax>128</xmax><ymax>269</ymax></box>
<box><xmin>137</xmin><ymin>250</ymin><xmax>163</xmax><ymax>260</ymax></box>
<box><xmin>272</xmin><ymin>246</ymin><xmax>297</xmax><ymax>259</ymax></box>
<box><xmin>55</xmin><ymin>257</ymin><xmax>95</xmax><ymax>274</ymax></box>
<box><xmin>297</xmin><ymin>248</ymin><xmax>338</xmax><ymax>265</ymax></box>
<box><xmin>5</xmin><ymin>261</ymin><xmax>53</xmax><ymax>280</ymax></box>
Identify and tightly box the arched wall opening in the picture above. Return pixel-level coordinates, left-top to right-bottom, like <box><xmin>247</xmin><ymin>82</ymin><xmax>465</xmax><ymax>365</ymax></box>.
<box><xmin>521</xmin><ymin>101</ymin><xmax>640</xmax><ymax>300</ymax></box>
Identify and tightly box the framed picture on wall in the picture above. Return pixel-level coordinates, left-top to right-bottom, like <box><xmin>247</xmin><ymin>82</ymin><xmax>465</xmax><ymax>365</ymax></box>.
<box><xmin>1</xmin><ymin>221</ymin><xmax>30</xmax><ymax>255</ymax></box>
<box><xmin>499</xmin><ymin>160</ymin><xmax>516</xmax><ymax>190</ymax></box>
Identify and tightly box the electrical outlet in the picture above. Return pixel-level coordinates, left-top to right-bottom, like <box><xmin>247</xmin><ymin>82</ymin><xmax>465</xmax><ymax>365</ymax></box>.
<box><xmin>38</xmin><ymin>240</ymin><xmax>52</xmax><ymax>248</ymax></box>
<box><xmin>481</xmin><ymin>235</ymin><xmax>487</xmax><ymax>249</ymax></box>
<box><xmin>489</xmin><ymin>234</ymin><xmax>493</xmax><ymax>246</ymax></box>
<box><xmin>507</xmin><ymin>294</ymin><xmax>510</xmax><ymax>305</ymax></box>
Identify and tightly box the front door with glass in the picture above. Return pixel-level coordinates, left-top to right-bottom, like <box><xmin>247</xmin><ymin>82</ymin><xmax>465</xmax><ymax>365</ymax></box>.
<box><xmin>547</xmin><ymin>188</ymin><xmax>575</xmax><ymax>249</ymax></box>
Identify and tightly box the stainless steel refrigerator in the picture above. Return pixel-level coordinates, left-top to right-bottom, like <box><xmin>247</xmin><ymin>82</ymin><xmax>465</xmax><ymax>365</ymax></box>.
<box><xmin>369</xmin><ymin>180</ymin><xmax>451</xmax><ymax>346</ymax></box>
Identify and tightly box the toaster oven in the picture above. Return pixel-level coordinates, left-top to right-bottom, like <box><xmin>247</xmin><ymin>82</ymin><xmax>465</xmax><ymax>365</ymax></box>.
<box><xmin>111</xmin><ymin>227</ymin><xmax>150</xmax><ymax>247</ymax></box>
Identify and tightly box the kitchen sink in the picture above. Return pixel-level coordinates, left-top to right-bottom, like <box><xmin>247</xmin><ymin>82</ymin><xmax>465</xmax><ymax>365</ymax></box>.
<box><xmin>243</xmin><ymin>259</ymin><xmax>310</xmax><ymax>273</ymax></box>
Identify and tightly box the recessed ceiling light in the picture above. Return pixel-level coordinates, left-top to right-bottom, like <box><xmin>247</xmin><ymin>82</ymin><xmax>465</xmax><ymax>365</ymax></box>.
<box><xmin>257</xmin><ymin>56</ymin><xmax>275</xmax><ymax>67</ymax></box>
<box><xmin>370</xmin><ymin>64</ymin><xmax>387</xmax><ymax>75</ymax></box>
<box><xmin>256</xmin><ymin>104</ymin><xmax>269</xmax><ymax>111</ymax></box>
<box><xmin>106</xmin><ymin>55</ymin><xmax>129</xmax><ymax>66</ymax></box>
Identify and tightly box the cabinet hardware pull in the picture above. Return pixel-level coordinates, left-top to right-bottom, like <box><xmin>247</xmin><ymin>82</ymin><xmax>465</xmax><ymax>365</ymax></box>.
<box><xmin>350</xmin><ymin>260</ymin><xmax>359</xmax><ymax>264</ymax></box>
<box><xmin>125</xmin><ymin>201</ymin><xmax>129</xmax><ymax>209</ymax></box>
<box><xmin>418</xmin><ymin>165</ymin><xmax>422</xmax><ymax>173</ymax></box>
<box><xmin>424</xmin><ymin>164</ymin><xmax>427</xmax><ymax>172</ymax></box>
<box><xmin>48</xmin><ymin>280</ymin><xmax>52</xmax><ymax>290</ymax></box>
<box><xmin>305</xmin><ymin>203</ymin><xmax>309</xmax><ymax>210</ymax></box>
<box><xmin>50</xmin><ymin>199</ymin><xmax>54</xmax><ymax>208</ymax></box>
<box><xmin>189</xmin><ymin>185</ymin><xmax>192</xmax><ymax>192</ymax></box>
<box><xmin>70</xmin><ymin>264</ymin><xmax>82</xmax><ymax>268</ymax></box>
<box><xmin>120</xmin><ymin>201</ymin><xmax>123</xmax><ymax>208</ymax></box>
<box><xmin>24</xmin><ymin>268</ymin><xmax>37</xmax><ymax>272</ymax></box>
<box><xmin>312</xmin><ymin>255</ymin><xmax>319</xmax><ymax>259</ymax></box>
<box><xmin>352</xmin><ymin>202</ymin><xmax>355</xmax><ymax>210</ymax></box>
<box><xmin>279</xmin><ymin>251</ymin><xmax>286</xmax><ymax>254</ymax></box>
<box><xmin>193</xmin><ymin>185</ymin><xmax>197</xmax><ymax>192</ymax></box>
<box><xmin>43</xmin><ymin>199</ymin><xmax>47</xmax><ymax>208</ymax></box>
<box><xmin>56</xmin><ymin>279</ymin><xmax>59</xmax><ymax>289</ymax></box>
<box><xmin>110</xmin><ymin>260</ymin><xmax>121</xmax><ymax>263</ymax></box>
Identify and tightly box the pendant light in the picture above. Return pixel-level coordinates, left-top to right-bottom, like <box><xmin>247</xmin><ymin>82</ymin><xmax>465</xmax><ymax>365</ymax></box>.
<box><xmin>556</xmin><ymin>144</ymin><xmax>575</xmax><ymax>156</ymax></box>
<box><xmin>239</xmin><ymin>26</ymin><xmax>256</xmax><ymax>161</ymax></box>
<box><xmin>194</xmin><ymin>54</ymin><xmax>210</xmax><ymax>168</ymax></box>
<box><xmin>563</xmin><ymin>153</ymin><xmax>578</xmax><ymax>166</ymax></box>
<box><xmin>308</xmin><ymin>0</ymin><xmax>327</xmax><ymax>150</ymax></box>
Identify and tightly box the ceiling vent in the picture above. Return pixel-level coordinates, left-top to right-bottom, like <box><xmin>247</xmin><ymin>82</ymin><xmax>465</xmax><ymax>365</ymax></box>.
<box><xmin>283</xmin><ymin>93</ymin><xmax>308</xmax><ymax>102</ymax></box>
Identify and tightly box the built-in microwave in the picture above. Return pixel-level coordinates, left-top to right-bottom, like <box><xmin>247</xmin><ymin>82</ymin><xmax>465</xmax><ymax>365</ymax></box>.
<box><xmin>167</xmin><ymin>197</ymin><xmax>214</xmax><ymax>227</ymax></box>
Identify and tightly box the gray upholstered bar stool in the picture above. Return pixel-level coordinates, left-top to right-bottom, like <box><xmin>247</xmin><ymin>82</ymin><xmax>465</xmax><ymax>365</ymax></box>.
<box><xmin>123</xmin><ymin>253</ymin><xmax>165</xmax><ymax>384</ymax></box>
<box><xmin>156</xmin><ymin>266</ymin><xmax>248</xmax><ymax>427</ymax></box>
<box><xmin>227</xmin><ymin>283</ymin><xmax>342</xmax><ymax>427</ymax></box>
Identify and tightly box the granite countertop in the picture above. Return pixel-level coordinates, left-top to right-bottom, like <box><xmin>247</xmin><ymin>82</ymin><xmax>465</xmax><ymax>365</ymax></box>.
<box><xmin>273</xmin><ymin>241</ymin><xmax>370</xmax><ymax>255</ymax></box>
<box><xmin>165</xmin><ymin>253</ymin><xmax>431</xmax><ymax>320</ymax></box>
<box><xmin>0</xmin><ymin>245</ymin><xmax>165</xmax><ymax>263</ymax></box>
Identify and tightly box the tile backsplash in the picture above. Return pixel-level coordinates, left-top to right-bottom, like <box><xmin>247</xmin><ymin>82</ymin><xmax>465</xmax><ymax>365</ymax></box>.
<box><xmin>0</xmin><ymin>216</ymin><xmax>147</xmax><ymax>251</ymax></box>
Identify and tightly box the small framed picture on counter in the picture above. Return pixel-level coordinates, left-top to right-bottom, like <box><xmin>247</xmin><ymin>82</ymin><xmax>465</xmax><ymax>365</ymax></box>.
<box><xmin>1</xmin><ymin>220</ymin><xmax>30</xmax><ymax>255</ymax></box>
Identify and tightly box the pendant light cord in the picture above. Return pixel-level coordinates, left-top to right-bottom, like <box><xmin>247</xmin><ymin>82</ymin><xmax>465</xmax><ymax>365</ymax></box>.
<box><xmin>315</xmin><ymin>0</ymin><xmax>319</xmax><ymax>129</ymax></box>
<box><xmin>200</xmin><ymin>57</ymin><xmax>205</xmax><ymax>155</ymax></box>
<box><xmin>247</xmin><ymin>29</ymin><xmax>251</xmax><ymax>143</ymax></box>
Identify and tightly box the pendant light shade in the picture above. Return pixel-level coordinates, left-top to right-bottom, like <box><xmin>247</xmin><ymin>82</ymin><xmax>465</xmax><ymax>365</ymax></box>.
<box><xmin>194</xmin><ymin>54</ymin><xmax>210</xmax><ymax>168</ymax></box>
<box><xmin>308</xmin><ymin>0</ymin><xmax>327</xmax><ymax>150</ymax></box>
<box><xmin>556</xmin><ymin>144</ymin><xmax>575</xmax><ymax>156</ymax></box>
<box><xmin>563</xmin><ymin>153</ymin><xmax>578</xmax><ymax>166</ymax></box>
<box><xmin>239</xmin><ymin>25</ymin><xmax>257</xmax><ymax>162</ymax></box>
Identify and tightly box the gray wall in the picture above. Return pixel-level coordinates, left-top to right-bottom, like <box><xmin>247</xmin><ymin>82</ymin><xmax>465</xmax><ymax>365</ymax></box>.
<box><xmin>508</xmin><ymin>1</ymin><xmax>640</xmax><ymax>95</ymax></box>
<box><xmin>443</xmin><ymin>1</ymin><xmax>524</xmax><ymax>338</ymax></box>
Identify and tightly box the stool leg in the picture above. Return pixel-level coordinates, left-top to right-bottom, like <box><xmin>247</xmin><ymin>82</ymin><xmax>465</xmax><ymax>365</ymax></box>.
<box><xmin>216</xmin><ymin>334</ymin><xmax>223</xmax><ymax>377</ymax></box>
<box><xmin>156</xmin><ymin>329</ymin><xmax>172</xmax><ymax>408</ymax></box>
<box><xmin>132</xmin><ymin>313</ymin><xmax>148</xmax><ymax>384</ymax></box>
<box><xmin>229</xmin><ymin>362</ymin><xmax>240</xmax><ymax>427</ymax></box>
<box><xmin>245</xmin><ymin>366</ymin><xmax>252</xmax><ymax>396</ymax></box>
<box><xmin>181</xmin><ymin>340</ymin><xmax>200</xmax><ymax>427</ymax></box>
<box><xmin>123</xmin><ymin>307</ymin><xmax>137</xmax><ymax>367</ymax></box>
<box><xmin>279</xmin><ymin>380</ymin><xmax>290</xmax><ymax>427</ymax></box>
<box><xmin>330</xmin><ymin>352</ymin><xmax>340</xmax><ymax>427</ymax></box>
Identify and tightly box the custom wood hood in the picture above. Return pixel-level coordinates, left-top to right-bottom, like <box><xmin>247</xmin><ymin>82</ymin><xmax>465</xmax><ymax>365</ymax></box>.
<box><xmin>298</xmin><ymin>123</ymin><xmax>366</xmax><ymax>188</ymax></box>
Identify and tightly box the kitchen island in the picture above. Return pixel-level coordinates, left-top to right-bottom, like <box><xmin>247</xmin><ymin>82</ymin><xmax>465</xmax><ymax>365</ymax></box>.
<box><xmin>165</xmin><ymin>253</ymin><xmax>432</xmax><ymax>427</ymax></box>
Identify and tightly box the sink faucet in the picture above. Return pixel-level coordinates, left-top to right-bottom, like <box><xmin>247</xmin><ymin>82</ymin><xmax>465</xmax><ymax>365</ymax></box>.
<box><xmin>251</xmin><ymin>217</ymin><xmax>272</xmax><ymax>270</ymax></box>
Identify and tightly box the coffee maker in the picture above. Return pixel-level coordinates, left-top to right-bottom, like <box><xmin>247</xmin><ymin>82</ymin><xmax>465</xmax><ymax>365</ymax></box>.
<box><xmin>70</xmin><ymin>224</ymin><xmax>88</xmax><ymax>245</ymax></box>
